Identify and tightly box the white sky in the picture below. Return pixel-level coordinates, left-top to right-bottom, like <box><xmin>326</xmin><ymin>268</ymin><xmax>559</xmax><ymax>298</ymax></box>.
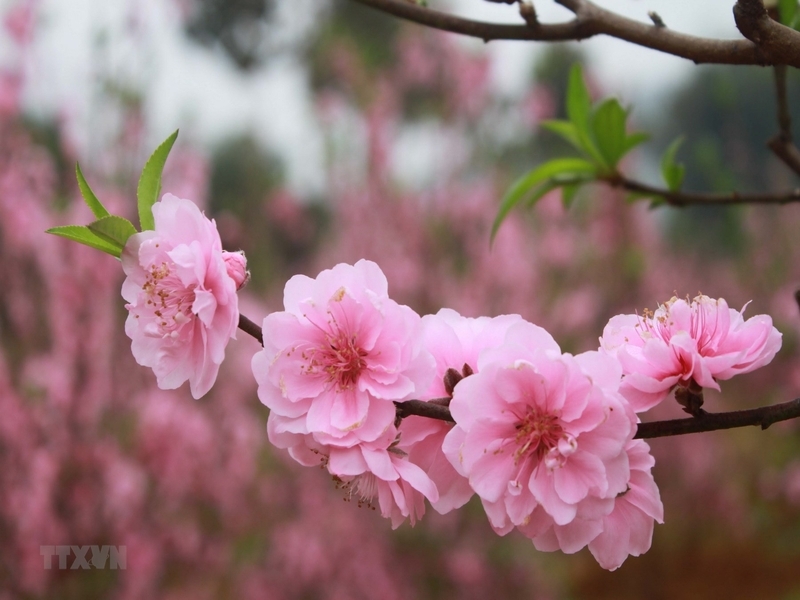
<box><xmin>2</xmin><ymin>0</ymin><xmax>750</xmax><ymax>195</ymax></box>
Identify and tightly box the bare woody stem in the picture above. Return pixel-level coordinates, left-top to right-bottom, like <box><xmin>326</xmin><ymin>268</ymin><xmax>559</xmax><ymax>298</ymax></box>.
<box><xmin>767</xmin><ymin>64</ymin><xmax>800</xmax><ymax>176</ymax></box>
<box><xmin>604</xmin><ymin>175</ymin><xmax>800</xmax><ymax>206</ymax></box>
<box><xmin>395</xmin><ymin>397</ymin><xmax>800</xmax><ymax>440</ymax></box>
<box><xmin>348</xmin><ymin>0</ymin><xmax>800</xmax><ymax>67</ymax></box>
<box><xmin>238</xmin><ymin>314</ymin><xmax>264</xmax><ymax>346</ymax></box>
<box><xmin>634</xmin><ymin>398</ymin><xmax>800</xmax><ymax>438</ymax></box>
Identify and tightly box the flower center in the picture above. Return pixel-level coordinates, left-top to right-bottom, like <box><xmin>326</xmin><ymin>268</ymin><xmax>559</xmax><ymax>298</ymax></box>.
<box><xmin>514</xmin><ymin>407</ymin><xmax>568</xmax><ymax>465</ymax></box>
<box><xmin>335</xmin><ymin>473</ymin><xmax>378</xmax><ymax>509</ymax></box>
<box><xmin>316</xmin><ymin>322</ymin><xmax>367</xmax><ymax>390</ymax></box>
<box><xmin>140</xmin><ymin>261</ymin><xmax>196</xmax><ymax>337</ymax></box>
<box><xmin>638</xmin><ymin>295</ymin><xmax>722</xmax><ymax>353</ymax></box>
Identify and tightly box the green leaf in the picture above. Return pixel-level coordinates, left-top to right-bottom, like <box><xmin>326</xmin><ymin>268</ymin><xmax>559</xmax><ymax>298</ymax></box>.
<box><xmin>779</xmin><ymin>0</ymin><xmax>799</xmax><ymax>27</ymax></box>
<box><xmin>566</xmin><ymin>64</ymin><xmax>592</xmax><ymax>136</ymax></box>
<box><xmin>591</xmin><ymin>99</ymin><xmax>628</xmax><ymax>170</ymax></box>
<box><xmin>621</xmin><ymin>131</ymin><xmax>650</xmax><ymax>155</ymax></box>
<box><xmin>75</xmin><ymin>163</ymin><xmax>110</xmax><ymax>219</ymax></box>
<box><xmin>565</xmin><ymin>65</ymin><xmax>608</xmax><ymax>169</ymax></box>
<box><xmin>524</xmin><ymin>173</ymin><xmax>594</xmax><ymax>211</ymax></box>
<box><xmin>137</xmin><ymin>129</ymin><xmax>179</xmax><ymax>231</ymax></box>
<box><xmin>491</xmin><ymin>158</ymin><xmax>597</xmax><ymax>241</ymax></box>
<box><xmin>87</xmin><ymin>215</ymin><xmax>138</xmax><ymax>250</ymax></box>
<box><xmin>540</xmin><ymin>120</ymin><xmax>584</xmax><ymax>152</ymax></box>
<box><xmin>522</xmin><ymin>180</ymin><xmax>565</xmax><ymax>209</ymax></box>
<box><xmin>561</xmin><ymin>182</ymin><xmax>582</xmax><ymax>209</ymax></box>
<box><xmin>661</xmin><ymin>136</ymin><xmax>686</xmax><ymax>192</ymax></box>
<box><xmin>46</xmin><ymin>225</ymin><xmax>122</xmax><ymax>257</ymax></box>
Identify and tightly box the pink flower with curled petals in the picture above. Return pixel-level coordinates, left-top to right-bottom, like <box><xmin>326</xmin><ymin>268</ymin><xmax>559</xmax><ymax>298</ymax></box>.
<box><xmin>121</xmin><ymin>194</ymin><xmax>240</xmax><ymax>399</ymax></box>
<box><xmin>328</xmin><ymin>426</ymin><xmax>439</xmax><ymax>528</ymax></box>
<box><xmin>400</xmin><ymin>308</ymin><xmax>524</xmax><ymax>514</ymax></box>
<box><xmin>517</xmin><ymin>439</ymin><xmax>663</xmax><ymax>570</ymax></box>
<box><xmin>252</xmin><ymin>260</ymin><xmax>434</xmax><ymax>445</ymax></box>
<box><xmin>588</xmin><ymin>439</ymin><xmax>663</xmax><ymax>570</ymax></box>
<box><xmin>267</xmin><ymin>414</ymin><xmax>438</xmax><ymax>528</ymax></box>
<box><xmin>600</xmin><ymin>295</ymin><xmax>782</xmax><ymax>412</ymax></box>
<box><xmin>443</xmin><ymin>322</ymin><xmax>636</xmax><ymax>539</ymax></box>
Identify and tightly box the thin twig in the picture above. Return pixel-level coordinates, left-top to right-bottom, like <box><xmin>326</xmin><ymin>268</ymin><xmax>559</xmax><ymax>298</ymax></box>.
<box><xmin>348</xmin><ymin>0</ymin><xmax>782</xmax><ymax>66</ymax></box>
<box><xmin>607</xmin><ymin>175</ymin><xmax>800</xmax><ymax>206</ymax></box>
<box><xmin>767</xmin><ymin>64</ymin><xmax>800</xmax><ymax>176</ymax></box>
<box><xmin>774</xmin><ymin>64</ymin><xmax>792</xmax><ymax>138</ymax></box>
<box><xmin>238</xmin><ymin>315</ymin><xmax>800</xmax><ymax>439</ymax></box>
<box><xmin>394</xmin><ymin>396</ymin><xmax>800</xmax><ymax>439</ymax></box>
<box><xmin>238</xmin><ymin>314</ymin><xmax>264</xmax><ymax>346</ymax></box>
<box><xmin>395</xmin><ymin>399</ymin><xmax>454</xmax><ymax>422</ymax></box>
<box><xmin>634</xmin><ymin>398</ymin><xmax>800</xmax><ymax>439</ymax></box>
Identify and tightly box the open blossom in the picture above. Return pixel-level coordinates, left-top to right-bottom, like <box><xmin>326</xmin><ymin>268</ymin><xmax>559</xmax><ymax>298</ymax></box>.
<box><xmin>443</xmin><ymin>322</ymin><xmax>637</xmax><ymax>546</ymax></box>
<box><xmin>587</xmin><ymin>440</ymin><xmax>664</xmax><ymax>570</ymax></box>
<box><xmin>517</xmin><ymin>439</ymin><xmax>663</xmax><ymax>570</ymax></box>
<box><xmin>400</xmin><ymin>309</ymin><xmax>524</xmax><ymax>514</ymax></box>
<box><xmin>268</xmin><ymin>415</ymin><xmax>438</xmax><ymax>528</ymax></box>
<box><xmin>121</xmin><ymin>194</ymin><xmax>241</xmax><ymax>399</ymax></box>
<box><xmin>600</xmin><ymin>295</ymin><xmax>782</xmax><ymax>412</ymax></box>
<box><xmin>252</xmin><ymin>260</ymin><xmax>434</xmax><ymax>445</ymax></box>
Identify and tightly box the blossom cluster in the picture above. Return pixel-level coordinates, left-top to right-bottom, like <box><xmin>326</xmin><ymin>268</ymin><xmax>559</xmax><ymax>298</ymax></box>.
<box><xmin>244</xmin><ymin>260</ymin><xmax>780</xmax><ymax>570</ymax></box>
<box><xmin>119</xmin><ymin>197</ymin><xmax>782</xmax><ymax>571</ymax></box>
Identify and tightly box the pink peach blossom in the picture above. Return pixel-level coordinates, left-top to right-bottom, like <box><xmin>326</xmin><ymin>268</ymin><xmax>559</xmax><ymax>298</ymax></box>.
<box><xmin>517</xmin><ymin>439</ymin><xmax>663</xmax><ymax>570</ymax></box>
<box><xmin>267</xmin><ymin>415</ymin><xmax>438</xmax><ymax>528</ymax></box>
<box><xmin>400</xmin><ymin>308</ymin><xmax>524</xmax><ymax>514</ymax></box>
<box><xmin>252</xmin><ymin>260</ymin><xmax>434</xmax><ymax>445</ymax></box>
<box><xmin>588</xmin><ymin>440</ymin><xmax>664</xmax><ymax>570</ymax></box>
<box><xmin>121</xmin><ymin>194</ymin><xmax>240</xmax><ymax>399</ymax></box>
<box><xmin>443</xmin><ymin>322</ymin><xmax>636</xmax><ymax>541</ymax></box>
<box><xmin>600</xmin><ymin>295</ymin><xmax>782</xmax><ymax>412</ymax></box>
<box><xmin>222</xmin><ymin>250</ymin><xmax>249</xmax><ymax>290</ymax></box>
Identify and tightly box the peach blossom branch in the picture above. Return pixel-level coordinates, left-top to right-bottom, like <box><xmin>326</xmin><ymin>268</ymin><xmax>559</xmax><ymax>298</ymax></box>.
<box><xmin>238</xmin><ymin>314</ymin><xmax>264</xmax><ymax>346</ymax></box>
<box><xmin>394</xmin><ymin>396</ymin><xmax>800</xmax><ymax>439</ymax></box>
<box><xmin>237</xmin><ymin>317</ymin><xmax>800</xmax><ymax>439</ymax></box>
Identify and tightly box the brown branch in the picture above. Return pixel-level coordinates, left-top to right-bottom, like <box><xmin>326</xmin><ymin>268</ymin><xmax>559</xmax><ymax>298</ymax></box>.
<box><xmin>394</xmin><ymin>396</ymin><xmax>800</xmax><ymax>439</ymax></box>
<box><xmin>395</xmin><ymin>398</ymin><xmax>454</xmax><ymax>422</ymax></box>
<box><xmin>635</xmin><ymin>398</ymin><xmax>800</xmax><ymax>439</ymax></box>
<box><xmin>767</xmin><ymin>64</ymin><xmax>800</xmax><ymax>176</ymax></box>
<box><xmin>348</xmin><ymin>0</ymin><xmax>782</xmax><ymax>66</ymax></box>
<box><xmin>607</xmin><ymin>175</ymin><xmax>800</xmax><ymax>206</ymax></box>
<box><xmin>349</xmin><ymin>0</ymin><xmax>589</xmax><ymax>42</ymax></box>
<box><xmin>733</xmin><ymin>0</ymin><xmax>800</xmax><ymax>66</ymax></box>
<box><xmin>238</xmin><ymin>314</ymin><xmax>800</xmax><ymax>439</ymax></box>
<box><xmin>238</xmin><ymin>314</ymin><xmax>264</xmax><ymax>346</ymax></box>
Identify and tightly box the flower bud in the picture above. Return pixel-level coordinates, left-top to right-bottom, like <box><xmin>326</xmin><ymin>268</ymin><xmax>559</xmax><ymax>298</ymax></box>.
<box><xmin>223</xmin><ymin>250</ymin><xmax>250</xmax><ymax>290</ymax></box>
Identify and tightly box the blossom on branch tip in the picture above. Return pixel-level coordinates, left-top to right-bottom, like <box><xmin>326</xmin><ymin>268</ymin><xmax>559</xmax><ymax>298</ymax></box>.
<box><xmin>252</xmin><ymin>259</ymin><xmax>434</xmax><ymax>445</ymax></box>
<box><xmin>600</xmin><ymin>295</ymin><xmax>782</xmax><ymax>412</ymax></box>
<box><xmin>121</xmin><ymin>194</ymin><xmax>241</xmax><ymax>399</ymax></box>
<box><xmin>222</xmin><ymin>250</ymin><xmax>250</xmax><ymax>290</ymax></box>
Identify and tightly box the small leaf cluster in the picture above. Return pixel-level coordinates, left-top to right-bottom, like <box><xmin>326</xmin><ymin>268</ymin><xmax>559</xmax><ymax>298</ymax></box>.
<box><xmin>493</xmin><ymin>65</ymin><xmax>686</xmax><ymax>239</ymax></box>
<box><xmin>46</xmin><ymin>131</ymin><xmax>179</xmax><ymax>257</ymax></box>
